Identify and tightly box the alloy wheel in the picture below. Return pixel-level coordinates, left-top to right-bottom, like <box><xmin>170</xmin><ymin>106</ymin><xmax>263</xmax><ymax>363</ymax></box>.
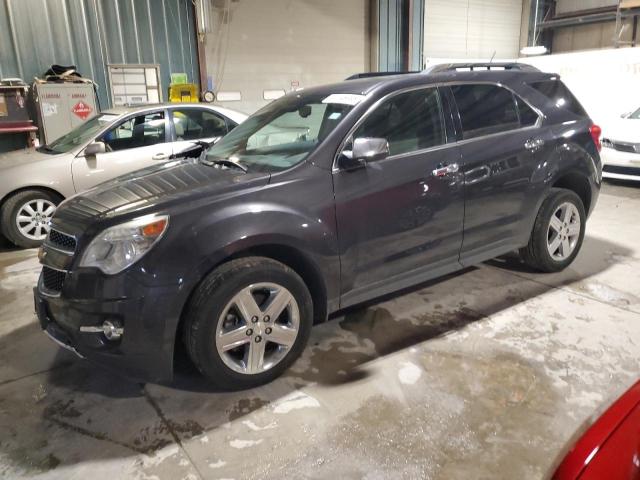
<box><xmin>15</xmin><ymin>199</ymin><xmax>56</xmax><ymax>241</ymax></box>
<box><xmin>215</xmin><ymin>282</ymin><xmax>300</xmax><ymax>375</ymax></box>
<box><xmin>546</xmin><ymin>201</ymin><xmax>581</xmax><ymax>261</ymax></box>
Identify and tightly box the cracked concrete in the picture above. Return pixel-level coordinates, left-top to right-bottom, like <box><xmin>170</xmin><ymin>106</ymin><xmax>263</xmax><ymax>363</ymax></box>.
<box><xmin>1</xmin><ymin>182</ymin><xmax>640</xmax><ymax>479</ymax></box>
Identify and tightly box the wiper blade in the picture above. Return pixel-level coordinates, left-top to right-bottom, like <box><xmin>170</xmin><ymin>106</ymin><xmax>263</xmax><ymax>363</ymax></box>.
<box><xmin>201</xmin><ymin>157</ymin><xmax>248</xmax><ymax>173</ymax></box>
<box><xmin>170</xmin><ymin>140</ymin><xmax>216</xmax><ymax>161</ymax></box>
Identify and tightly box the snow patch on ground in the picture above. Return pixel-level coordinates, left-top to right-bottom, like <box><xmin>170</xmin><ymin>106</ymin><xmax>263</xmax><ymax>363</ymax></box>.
<box><xmin>242</xmin><ymin>419</ymin><xmax>277</xmax><ymax>431</ymax></box>
<box><xmin>398</xmin><ymin>362</ymin><xmax>422</xmax><ymax>385</ymax></box>
<box><xmin>230</xmin><ymin>439</ymin><xmax>263</xmax><ymax>449</ymax></box>
<box><xmin>272</xmin><ymin>391</ymin><xmax>321</xmax><ymax>414</ymax></box>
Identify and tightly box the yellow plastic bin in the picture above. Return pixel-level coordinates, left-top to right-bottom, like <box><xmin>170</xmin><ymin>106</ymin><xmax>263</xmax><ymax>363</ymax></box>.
<box><xmin>168</xmin><ymin>83</ymin><xmax>199</xmax><ymax>103</ymax></box>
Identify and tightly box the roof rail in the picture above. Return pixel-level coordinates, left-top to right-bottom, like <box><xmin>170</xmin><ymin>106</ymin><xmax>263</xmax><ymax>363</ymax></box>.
<box><xmin>424</xmin><ymin>62</ymin><xmax>541</xmax><ymax>73</ymax></box>
<box><xmin>345</xmin><ymin>71</ymin><xmax>420</xmax><ymax>80</ymax></box>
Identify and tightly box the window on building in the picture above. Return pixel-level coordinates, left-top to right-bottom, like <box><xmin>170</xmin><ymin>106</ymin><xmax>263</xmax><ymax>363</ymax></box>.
<box><xmin>109</xmin><ymin>65</ymin><xmax>161</xmax><ymax>106</ymax></box>
<box><xmin>354</xmin><ymin>88</ymin><xmax>445</xmax><ymax>157</ymax></box>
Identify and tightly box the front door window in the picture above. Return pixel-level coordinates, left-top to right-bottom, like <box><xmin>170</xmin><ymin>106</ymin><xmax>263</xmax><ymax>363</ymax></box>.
<box><xmin>102</xmin><ymin>111</ymin><xmax>166</xmax><ymax>152</ymax></box>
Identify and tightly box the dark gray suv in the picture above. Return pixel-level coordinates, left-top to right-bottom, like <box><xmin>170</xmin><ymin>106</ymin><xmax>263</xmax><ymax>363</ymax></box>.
<box><xmin>35</xmin><ymin>64</ymin><xmax>602</xmax><ymax>390</ymax></box>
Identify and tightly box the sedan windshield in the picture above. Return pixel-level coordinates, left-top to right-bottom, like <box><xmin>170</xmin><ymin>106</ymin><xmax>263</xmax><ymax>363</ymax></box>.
<box><xmin>204</xmin><ymin>91</ymin><xmax>362</xmax><ymax>172</ymax></box>
<box><xmin>629</xmin><ymin>107</ymin><xmax>640</xmax><ymax>119</ymax></box>
<box><xmin>40</xmin><ymin>114</ymin><xmax>120</xmax><ymax>154</ymax></box>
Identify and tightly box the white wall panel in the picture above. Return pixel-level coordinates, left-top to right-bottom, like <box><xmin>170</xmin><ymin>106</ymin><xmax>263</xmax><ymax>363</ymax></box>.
<box><xmin>424</xmin><ymin>0</ymin><xmax>523</xmax><ymax>60</ymax></box>
<box><xmin>204</xmin><ymin>0</ymin><xmax>369</xmax><ymax>114</ymax></box>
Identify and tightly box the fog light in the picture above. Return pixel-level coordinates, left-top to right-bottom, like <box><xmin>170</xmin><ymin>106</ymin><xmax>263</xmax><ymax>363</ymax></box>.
<box><xmin>102</xmin><ymin>321</ymin><xmax>123</xmax><ymax>340</ymax></box>
<box><xmin>80</xmin><ymin>321</ymin><xmax>124</xmax><ymax>340</ymax></box>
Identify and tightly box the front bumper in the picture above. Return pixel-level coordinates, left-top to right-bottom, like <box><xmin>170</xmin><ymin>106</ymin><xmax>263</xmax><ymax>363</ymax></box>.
<box><xmin>34</xmin><ymin>273</ymin><xmax>181</xmax><ymax>383</ymax></box>
<box><xmin>601</xmin><ymin>147</ymin><xmax>640</xmax><ymax>180</ymax></box>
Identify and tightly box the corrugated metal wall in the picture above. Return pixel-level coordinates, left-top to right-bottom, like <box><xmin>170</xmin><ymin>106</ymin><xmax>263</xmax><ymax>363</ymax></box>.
<box><xmin>0</xmin><ymin>0</ymin><xmax>199</xmax><ymax>108</ymax></box>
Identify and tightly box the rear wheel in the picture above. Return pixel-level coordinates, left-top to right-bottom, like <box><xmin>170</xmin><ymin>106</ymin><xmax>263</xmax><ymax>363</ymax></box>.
<box><xmin>520</xmin><ymin>188</ymin><xmax>586</xmax><ymax>272</ymax></box>
<box><xmin>1</xmin><ymin>189</ymin><xmax>62</xmax><ymax>249</ymax></box>
<box><xmin>183</xmin><ymin>257</ymin><xmax>313</xmax><ymax>390</ymax></box>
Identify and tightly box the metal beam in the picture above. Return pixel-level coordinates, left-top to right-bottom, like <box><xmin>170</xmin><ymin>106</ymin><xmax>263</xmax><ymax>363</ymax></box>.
<box><xmin>539</xmin><ymin>6</ymin><xmax>640</xmax><ymax>30</ymax></box>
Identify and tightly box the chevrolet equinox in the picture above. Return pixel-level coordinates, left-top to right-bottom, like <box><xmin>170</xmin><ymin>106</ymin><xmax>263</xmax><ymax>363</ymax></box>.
<box><xmin>35</xmin><ymin>64</ymin><xmax>602</xmax><ymax>390</ymax></box>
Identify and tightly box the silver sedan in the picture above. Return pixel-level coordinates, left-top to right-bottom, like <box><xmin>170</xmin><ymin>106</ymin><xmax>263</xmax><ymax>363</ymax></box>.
<box><xmin>0</xmin><ymin>103</ymin><xmax>246</xmax><ymax>248</ymax></box>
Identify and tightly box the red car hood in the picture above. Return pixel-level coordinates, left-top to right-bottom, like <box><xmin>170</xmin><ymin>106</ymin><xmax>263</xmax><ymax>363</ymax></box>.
<box><xmin>553</xmin><ymin>380</ymin><xmax>640</xmax><ymax>480</ymax></box>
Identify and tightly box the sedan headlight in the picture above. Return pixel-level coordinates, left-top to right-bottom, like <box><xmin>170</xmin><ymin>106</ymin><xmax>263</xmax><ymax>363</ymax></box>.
<box><xmin>79</xmin><ymin>214</ymin><xmax>169</xmax><ymax>274</ymax></box>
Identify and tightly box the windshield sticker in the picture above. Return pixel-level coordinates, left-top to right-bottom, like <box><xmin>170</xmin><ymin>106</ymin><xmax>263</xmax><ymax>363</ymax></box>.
<box><xmin>322</xmin><ymin>94</ymin><xmax>366</xmax><ymax>106</ymax></box>
<box><xmin>328</xmin><ymin>112</ymin><xmax>343</xmax><ymax>120</ymax></box>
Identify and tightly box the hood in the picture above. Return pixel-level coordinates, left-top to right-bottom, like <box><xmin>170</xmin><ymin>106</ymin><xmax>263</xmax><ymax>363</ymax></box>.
<box><xmin>0</xmin><ymin>147</ymin><xmax>63</xmax><ymax>169</ymax></box>
<box><xmin>601</xmin><ymin>119</ymin><xmax>640</xmax><ymax>143</ymax></box>
<box><xmin>53</xmin><ymin>159</ymin><xmax>270</xmax><ymax>229</ymax></box>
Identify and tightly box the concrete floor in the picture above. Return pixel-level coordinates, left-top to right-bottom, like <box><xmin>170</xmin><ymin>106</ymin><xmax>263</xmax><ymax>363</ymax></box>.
<box><xmin>1</xmin><ymin>182</ymin><xmax>640</xmax><ymax>480</ymax></box>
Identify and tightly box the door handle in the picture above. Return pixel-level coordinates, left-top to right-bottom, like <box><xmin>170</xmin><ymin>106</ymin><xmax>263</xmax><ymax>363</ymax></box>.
<box><xmin>432</xmin><ymin>163</ymin><xmax>459</xmax><ymax>177</ymax></box>
<box><xmin>152</xmin><ymin>153</ymin><xmax>169</xmax><ymax>160</ymax></box>
<box><xmin>524</xmin><ymin>138</ymin><xmax>544</xmax><ymax>151</ymax></box>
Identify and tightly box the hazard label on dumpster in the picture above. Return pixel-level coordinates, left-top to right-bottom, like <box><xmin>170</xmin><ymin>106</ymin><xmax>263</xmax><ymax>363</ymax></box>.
<box><xmin>72</xmin><ymin>101</ymin><xmax>92</xmax><ymax>120</ymax></box>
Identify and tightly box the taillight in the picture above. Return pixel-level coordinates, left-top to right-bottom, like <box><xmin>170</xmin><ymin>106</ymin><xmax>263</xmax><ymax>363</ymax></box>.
<box><xmin>589</xmin><ymin>124</ymin><xmax>602</xmax><ymax>152</ymax></box>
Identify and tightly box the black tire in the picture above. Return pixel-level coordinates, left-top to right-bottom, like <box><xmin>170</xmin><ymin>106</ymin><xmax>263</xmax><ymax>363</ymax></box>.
<box><xmin>183</xmin><ymin>256</ymin><xmax>313</xmax><ymax>390</ymax></box>
<box><xmin>0</xmin><ymin>189</ymin><xmax>62</xmax><ymax>249</ymax></box>
<box><xmin>520</xmin><ymin>188</ymin><xmax>586</xmax><ymax>273</ymax></box>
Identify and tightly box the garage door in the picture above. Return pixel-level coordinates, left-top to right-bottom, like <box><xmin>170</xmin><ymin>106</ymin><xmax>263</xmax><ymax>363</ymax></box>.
<box><xmin>423</xmin><ymin>0</ymin><xmax>523</xmax><ymax>59</ymax></box>
<box><xmin>206</xmin><ymin>0</ymin><xmax>371</xmax><ymax>114</ymax></box>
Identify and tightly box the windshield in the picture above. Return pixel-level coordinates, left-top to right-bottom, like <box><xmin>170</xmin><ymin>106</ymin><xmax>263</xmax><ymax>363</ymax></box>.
<box><xmin>204</xmin><ymin>91</ymin><xmax>362</xmax><ymax>172</ymax></box>
<box><xmin>629</xmin><ymin>107</ymin><xmax>640</xmax><ymax>119</ymax></box>
<box><xmin>41</xmin><ymin>114</ymin><xmax>120</xmax><ymax>154</ymax></box>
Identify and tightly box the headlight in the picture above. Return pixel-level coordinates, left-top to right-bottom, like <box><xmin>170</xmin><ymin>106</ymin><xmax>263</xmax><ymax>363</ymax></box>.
<box><xmin>79</xmin><ymin>214</ymin><xmax>169</xmax><ymax>274</ymax></box>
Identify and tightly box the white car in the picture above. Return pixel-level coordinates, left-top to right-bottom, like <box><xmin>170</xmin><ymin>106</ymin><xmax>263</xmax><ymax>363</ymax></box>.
<box><xmin>601</xmin><ymin>107</ymin><xmax>640</xmax><ymax>181</ymax></box>
<box><xmin>0</xmin><ymin>103</ymin><xmax>246</xmax><ymax>248</ymax></box>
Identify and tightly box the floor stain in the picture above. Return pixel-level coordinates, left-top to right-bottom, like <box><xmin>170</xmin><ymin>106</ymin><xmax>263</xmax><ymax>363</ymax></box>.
<box><xmin>43</xmin><ymin>399</ymin><xmax>82</xmax><ymax>419</ymax></box>
<box><xmin>339</xmin><ymin>307</ymin><xmax>485</xmax><ymax>356</ymax></box>
<box><xmin>227</xmin><ymin>397</ymin><xmax>270</xmax><ymax>421</ymax></box>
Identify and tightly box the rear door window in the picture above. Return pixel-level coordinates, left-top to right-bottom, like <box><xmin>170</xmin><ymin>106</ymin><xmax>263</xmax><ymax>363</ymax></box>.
<box><xmin>451</xmin><ymin>84</ymin><xmax>521</xmax><ymax>139</ymax></box>
<box><xmin>353</xmin><ymin>87</ymin><xmax>445</xmax><ymax>157</ymax></box>
<box><xmin>172</xmin><ymin>109</ymin><xmax>229</xmax><ymax>140</ymax></box>
<box><xmin>528</xmin><ymin>79</ymin><xmax>587</xmax><ymax>117</ymax></box>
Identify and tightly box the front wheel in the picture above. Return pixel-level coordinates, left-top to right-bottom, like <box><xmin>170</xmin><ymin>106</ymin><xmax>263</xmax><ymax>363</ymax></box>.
<box><xmin>520</xmin><ymin>188</ymin><xmax>586</xmax><ymax>273</ymax></box>
<box><xmin>1</xmin><ymin>189</ymin><xmax>62</xmax><ymax>249</ymax></box>
<box><xmin>183</xmin><ymin>257</ymin><xmax>313</xmax><ymax>390</ymax></box>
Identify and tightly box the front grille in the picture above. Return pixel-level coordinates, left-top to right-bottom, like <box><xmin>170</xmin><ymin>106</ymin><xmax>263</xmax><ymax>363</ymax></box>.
<box><xmin>48</xmin><ymin>229</ymin><xmax>77</xmax><ymax>251</ymax></box>
<box><xmin>42</xmin><ymin>266</ymin><xmax>65</xmax><ymax>293</ymax></box>
<box><xmin>602</xmin><ymin>138</ymin><xmax>638</xmax><ymax>154</ymax></box>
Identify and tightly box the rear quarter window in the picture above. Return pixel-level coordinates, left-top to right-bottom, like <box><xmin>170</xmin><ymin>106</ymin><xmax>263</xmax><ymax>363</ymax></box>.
<box><xmin>528</xmin><ymin>79</ymin><xmax>587</xmax><ymax>117</ymax></box>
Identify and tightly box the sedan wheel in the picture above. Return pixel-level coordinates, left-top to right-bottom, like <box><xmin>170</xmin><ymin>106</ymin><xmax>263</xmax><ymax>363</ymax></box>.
<box><xmin>1</xmin><ymin>189</ymin><xmax>62</xmax><ymax>249</ymax></box>
<box><xmin>15</xmin><ymin>199</ymin><xmax>56</xmax><ymax>241</ymax></box>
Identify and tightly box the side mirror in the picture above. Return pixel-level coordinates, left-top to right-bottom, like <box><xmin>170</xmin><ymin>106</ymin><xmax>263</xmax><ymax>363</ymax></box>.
<box><xmin>84</xmin><ymin>141</ymin><xmax>106</xmax><ymax>157</ymax></box>
<box><xmin>337</xmin><ymin>137</ymin><xmax>389</xmax><ymax>170</ymax></box>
